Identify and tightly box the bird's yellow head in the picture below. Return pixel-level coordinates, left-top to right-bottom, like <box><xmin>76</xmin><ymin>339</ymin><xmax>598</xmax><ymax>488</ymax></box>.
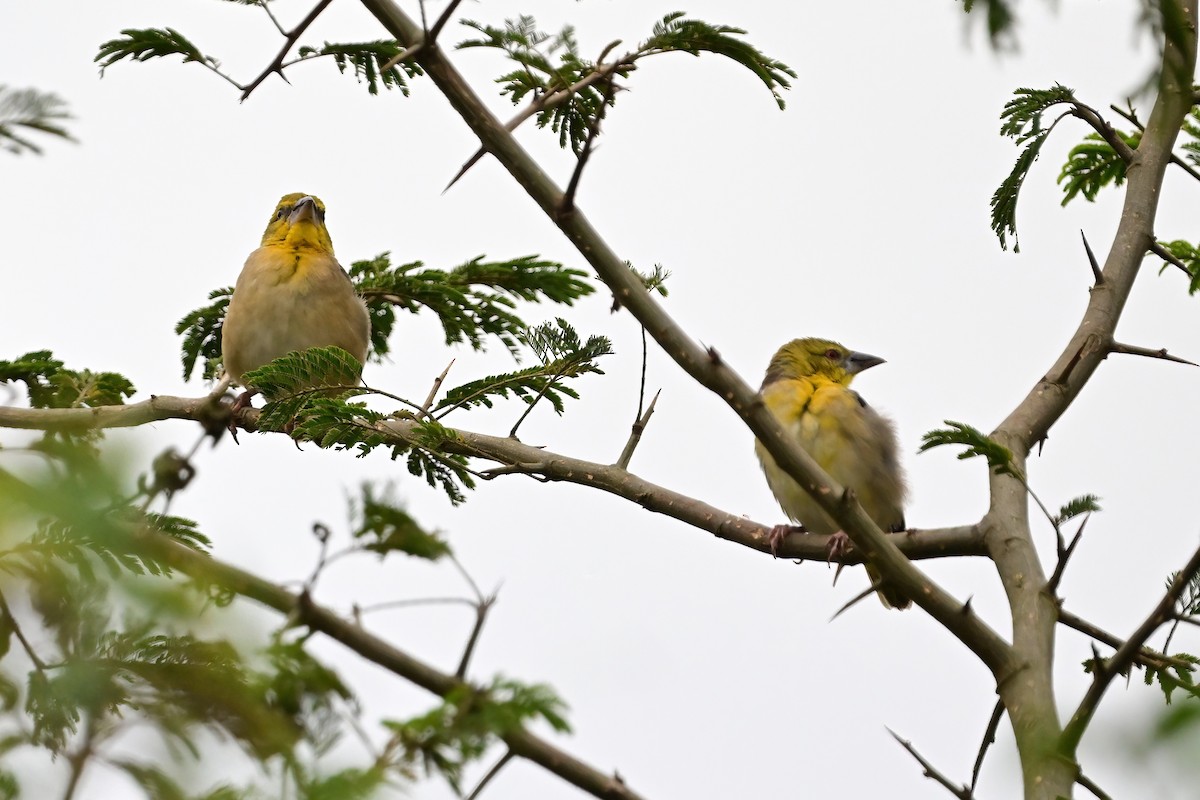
<box><xmin>260</xmin><ymin>193</ymin><xmax>334</xmax><ymax>252</ymax></box>
<box><xmin>762</xmin><ymin>338</ymin><xmax>885</xmax><ymax>388</ymax></box>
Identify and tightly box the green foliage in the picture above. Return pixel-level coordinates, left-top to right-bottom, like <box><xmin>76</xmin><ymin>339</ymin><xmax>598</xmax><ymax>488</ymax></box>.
<box><xmin>0</xmin><ymin>455</ymin><xmax>386</xmax><ymax>797</ymax></box>
<box><xmin>1155</xmin><ymin>240</ymin><xmax>1200</xmax><ymax>295</ymax></box>
<box><xmin>385</xmin><ymin>675</ymin><xmax>570</xmax><ymax>793</ymax></box>
<box><xmin>459</xmin><ymin>12</ymin><xmax>794</xmax><ymax>153</ymax></box>
<box><xmin>960</xmin><ymin>0</ymin><xmax>1017</xmax><ymax>46</ymax></box>
<box><xmin>1145</xmin><ymin>652</ymin><xmax>1200</xmax><ymax>704</ymax></box>
<box><xmin>352</xmin><ymin>484</ymin><xmax>451</xmax><ymax>560</ymax></box>
<box><xmin>1051</xmin><ymin>495</ymin><xmax>1101</xmax><ymax>527</ymax></box>
<box><xmin>296</xmin><ymin>41</ymin><xmax>424</xmax><ymax>96</ymax></box>
<box><xmin>919</xmin><ymin>420</ymin><xmax>1019</xmax><ymax>477</ymax></box>
<box><xmin>175</xmin><ymin>288</ymin><xmax>231</xmax><ymax>381</ymax></box>
<box><xmin>641</xmin><ymin>12</ymin><xmax>795</xmax><ymax>109</ymax></box>
<box><xmin>991</xmin><ymin>84</ymin><xmax>1077</xmax><ymax>251</ymax></box>
<box><xmin>351</xmin><ymin>252</ymin><xmax>593</xmax><ymax>360</ymax></box>
<box><xmin>434</xmin><ymin>318</ymin><xmax>612</xmax><ymax>419</ymax></box>
<box><xmin>0</xmin><ymin>350</ymin><xmax>135</xmax><ymax>410</ymax></box>
<box><xmin>630</xmin><ymin>262</ymin><xmax>671</xmax><ymax>298</ymax></box>
<box><xmin>95</xmin><ymin>28</ymin><xmax>210</xmax><ymax>74</ymax></box>
<box><xmin>0</xmin><ymin>86</ymin><xmax>75</xmax><ymax>156</ymax></box>
<box><xmin>1058</xmin><ymin>130</ymin><xmax>1139</xmax><ymax>205</ymax></box>
<box><xmin>245</xmin><ymin>346</ymin><xmax>366</xmax><ymax>432</ymax></box>
<box><xmin>1178</xmin><ymin>108</ymin><xmax>1200</xmax><ymax>169</ymax></box>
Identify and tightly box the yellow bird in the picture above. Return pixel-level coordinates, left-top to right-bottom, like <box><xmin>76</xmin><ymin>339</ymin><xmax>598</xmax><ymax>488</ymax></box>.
<box><xmin>755</xmin><ymin>338</ymin><xmax>909</xmax><ymax>609</ymax></box>
<box><xmin>222</xmin><ymin>193</ymin><xmax>371</xmax><ymax>412</ymax></box>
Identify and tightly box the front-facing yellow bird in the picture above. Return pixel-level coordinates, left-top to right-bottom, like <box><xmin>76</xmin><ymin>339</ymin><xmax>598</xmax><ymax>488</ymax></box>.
<box><xmin>755</xmin><ymin>338</ymin><xmax>909</xmax><ymax>609</ymax></box>
<box><xmin>222</xmin><ymin>193</ymin><xmax>371</xmax><ymax>410</ymax></box>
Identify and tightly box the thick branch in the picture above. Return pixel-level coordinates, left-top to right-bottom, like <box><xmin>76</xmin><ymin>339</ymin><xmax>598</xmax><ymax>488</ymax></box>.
<box><xmin>0</xmin><ymin>397</ymin><xmax>989</xmax><ymax>565</ymax></box>
<box><xmin>354</xmin><ymin>0</ymin><xmax>1016</xmax><ymax>679</ymax></box>
<box><xmin>982</xmin><ymin>8</ymin><xmax>1197</xmax><ymax>798</ymax></box>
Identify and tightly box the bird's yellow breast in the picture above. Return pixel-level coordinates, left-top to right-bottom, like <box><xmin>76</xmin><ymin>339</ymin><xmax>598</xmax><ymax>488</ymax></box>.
<box><xmin>755</xmin><ymin>377</ymin><xmax>905</xmax><ymax>536</ymax></box>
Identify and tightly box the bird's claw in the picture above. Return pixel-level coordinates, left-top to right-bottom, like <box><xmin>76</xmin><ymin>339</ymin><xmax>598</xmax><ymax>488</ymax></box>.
<box><xmin>826</xmin><ymin>530</ymin><xmax>851</xmax><ymax>563</ymax></box>
<box><xmin>767</xmin><ymin>524</ymin><xmax>806</xmax><ymax>558</ymax></box>
<box><xmin>227</xmin><ymin>390</ymin><xmax>255</xmax><ymax>445</ymax></box>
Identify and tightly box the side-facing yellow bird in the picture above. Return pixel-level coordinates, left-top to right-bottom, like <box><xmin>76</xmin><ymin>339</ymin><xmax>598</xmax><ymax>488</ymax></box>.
<box><xmin>755</xmin><ymin>338</ymin><xmax>909</xmax><ymax>609</ymax></box>
<box><xmin>222</xmin><ymin>193</ymin><xmax>371</xmax><ymax>413</ymax></box>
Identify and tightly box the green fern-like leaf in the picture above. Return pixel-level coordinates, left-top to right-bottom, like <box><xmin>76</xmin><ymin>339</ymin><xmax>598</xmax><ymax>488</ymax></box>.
<box><xmin>1052</xmin><ymin>495</ymin><xmax>1101</xmax><ymax>527</ymax></box>
<box><xmin>434</xmin><ymin>319</ymin><xmax>611</xmax><ymax>418</ymax></box>
<box><xmin>990</xmin><ymin>85</ymin><xmax>1078</xmax><ymax>252</ymax></box>
<box><xmin>352</xmin><ymin>484</ymin><xmax>451</xmax><ymax>560</ymax></box>
<box><xmin>0</xmin><ymin>86</ymin><xmax>75</xmax><ymax>156</ymax></box>
<box><xmin>919</xmin><ymin>420</ymin><xmax>1019</xmax><ymax>477</ymax></box>
<box><xmin>641</xmin><ymin>12</ymin><xmax>796</xmax><ymax>109</ymax></box>
<box><xmin>961</xmin><ymin>0</ymin><xmax>1017</xmax><ymax>47</ymax></box>
<box><xmin>352</xmin><ymin>252</ymin><xmax>592</xmax><ymax>359</ymax></box>
<box><xmin>95</xmin><ymin>28</ymin><xmax>210</xmax><ymax>74</ymax></box>
<box><xmin>383</xmin><ymin>675</ymin><xmax>569</xmax><ymax>793</ymax></box>
<box><xmin>175</xmin><ymin>287</ymin><xmax>231</xmax><ymax>381</ymax></box>
<box><xmin>243</xmin><ymin>346</ymin><xmax>364</xmax><ymax>400</ymax></box>
<box><xmin>1058</xmin><ymin>131</ymin><xmax>1140</xmax><ymax>206</ymax></box>
<box><xmin>0</xmin><ymin>350</ymin><xmax>134</xmax><ymax>410</ymax></box>
<box><xmin>296</xmin><ymin>41</ymin><xmax>424</xmax><ymax>96</ymax></box>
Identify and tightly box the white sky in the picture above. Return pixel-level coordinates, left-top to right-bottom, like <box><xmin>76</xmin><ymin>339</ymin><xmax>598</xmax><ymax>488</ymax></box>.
<box><xmin>4</xmin><ymin>1</ymin><xmax>1200</xmax><ymax>798</ymax></box>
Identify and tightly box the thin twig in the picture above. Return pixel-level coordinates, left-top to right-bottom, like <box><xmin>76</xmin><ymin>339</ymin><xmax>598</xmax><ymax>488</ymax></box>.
<box><xmin>970</xmin><ymin>700</ymin><xmax>1005</xmax><ymax>794</ymax></box>
<box><xmin>420</xmin><ymin>359</ymin><xmax>455</xmax><ymax>417</ymax></box>
<box><xmin>1076</xmin><ymin>771</ymin><xmax>1113</xmax><ymax>800</ymax></box>
<box><xmin>560</xmin><ymin>80</ymin><xmax>616</xmax><ymax>215</ymax></box>
<box><xmin>445</xmin><ymin>56</ymin><xmax>628</xmax><ymax>191</ymax></box>
<box><xmin>456</xmin><ymin>593</ymin><xmax>497</xmax><ymax>680</ymax></box>
<box><xmin>61</xmin><ymin>713</ymin><xmax>99</xmax><ymax>800</ymax></box>
<box><xmin>1110</xmin><ymin>102</ymin><xmax>1200</xmax><ymax>184</ymax></box>
<box><xmin>466</xmin><ymin>750</ymin><xmax>515</xmax><ymax>800</ymax></box>
<box><xmin>507</xmin><ymin>367</ymin><xmax>567</xmax><ymax>438</ymax></box>
<box><xmin>1148</xmin><ymin>240</ymin><xmax>1194</xmax><ymax>278</ymax></box>
<box><xmin>1061</xmin><ymin>543</ymin><xmax>1200</xmax><ymax>757</ymax></box>
<box><xmin>428</xmin><ymin>0</ymin><xmax>464</xmax><ymax>44</ymax></box>
<box><xmin>240</xmin><ymin>0</ymin><xmax>336</xmax><ymax>101</ymax></box>
<box><xmin>615</xmin><ymin>388</ymin><xmax>660</xmax><ymax>469</ymax></box>
<box><xmin>1047</xmin><ymin>514</ymin><xmax>1089</xmax><ymax>595</ymax></box>
<box><xmin>1108</xmin><ymin>340</ymin><xmax>1197</xmax><ymax>366</ymax></box>
<box><xmin>1069</xmin><ymin>101</ymin><xmax>1136</xmax><ymax>163</ymax></box>
<box><xmin>1057</xmin><ymin>607</ymin><xmax>1196</xmax><ymax>672</ymax></box>
<box><xmin>0</xmin><ymin>589</ymin><xmax>47</xmax><ymax>673</ymax></box>
<box><xmin>357</xmin><ymin>596</ymin><xmax>480</xmax><ymax>615</ymax></box>
<box><xmin>379</xmin><ymin>42</ymin><xmax>423</xmax><ymax>73</ymax></box>
<box><xmin>304</xmin><ymin>523</ymin><xmax>333</xmax><ymax>592</ymax></box>
<box><xmin>1080</xmin><ymin>230</ymin><xmax>1103</xmax><ymax>285</ymax></box>
<box><xmin>886</xmin><ymin>728</ymin><xmax>972</xmax><ymax>800</ymax></box>
<box><xmin>257</xmin><ymin>0</ymin><xmax>287</xmax><ymax>35</ymax></box>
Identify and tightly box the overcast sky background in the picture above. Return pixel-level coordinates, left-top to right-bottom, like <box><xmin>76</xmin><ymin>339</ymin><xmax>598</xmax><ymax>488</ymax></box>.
<box><xmin>5</xmin><ymin>0</ymin><xmax>1200</xmax><ymax>798</ymax></box>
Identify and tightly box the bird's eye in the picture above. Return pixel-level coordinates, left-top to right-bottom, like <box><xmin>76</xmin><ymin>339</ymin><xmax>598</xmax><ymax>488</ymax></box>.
<box><xmin>275</xmin><ymin>207</ymin><xmax>288</xmax><ymax>221</ymax></box>
<box><xmin>824</xmin><ymin>348</ymin><xmax>840</xmax><ymax>360</ymax></box>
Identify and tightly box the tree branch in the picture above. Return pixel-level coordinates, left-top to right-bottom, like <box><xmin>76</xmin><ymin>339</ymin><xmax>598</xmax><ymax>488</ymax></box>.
<box><xmin>1060</xmin><ymin>542</ymin><xmax>1200</xmax><ymax>757</ymax></box>
<box><xmin>353</xmin><ymin>0</ymin><xmax>1017</xmax><ymax>680</ymax></box>
<box><xmin>970</xmin><ymin>700</ymin><xmax>1005</xmax><ymax>794</ymax></box>
<box><xmin>1109</xmin><ymin>102</ymin><xmax>1200</xmax><ymax>185</ymax></box>
<box><xmin>0</xmin><ymin>396</ymin><xmax>990</xmax><ymax>565</ymax></box>
<box><xmin>240</xmin><ymin>0</ymin><xmax>336</xmax><ymax>101</ymax></box>
<box><xmin>984</xmin><ymin>7</ymin><xmax>1197</xmax><ymax>795</ymax></box>
<box><xmin>887</xmin><ymin>727</ymin><xmax>973</xmax><ymax>800</ymax></box>
<box><xmin>1057</xmin><ymin>607</ymin><xmax>1195</xmax><ymax>672</ymax></box>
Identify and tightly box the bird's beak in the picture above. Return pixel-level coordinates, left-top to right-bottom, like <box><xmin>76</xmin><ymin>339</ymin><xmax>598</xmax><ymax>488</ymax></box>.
<box><xmin>845</xmin><ymin>351</ymin><xmax>885</xmax><ymax>374</ymax></box>
<box><xmin>289</xmin><ymin>196</ymin><xmax>318</xmax><ymax>225</ymax></box>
